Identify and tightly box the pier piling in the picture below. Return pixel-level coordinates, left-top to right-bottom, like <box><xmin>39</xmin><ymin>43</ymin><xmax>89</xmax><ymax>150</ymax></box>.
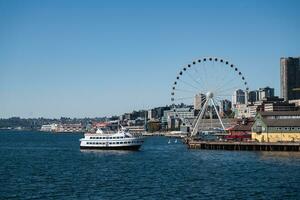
<box><xmin>187</xmin><ymin>140</ymin><xmax>300</xmax><ymax>151</ymax></box>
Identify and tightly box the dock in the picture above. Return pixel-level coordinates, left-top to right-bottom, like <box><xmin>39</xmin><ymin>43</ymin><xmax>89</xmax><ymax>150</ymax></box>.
<box><xmin>142</xmin><ymin>132</ymin><xmax>164</xmax><ymax>136</ymax></box>
<box><xmin>187</xmin><ymin>140</ymin><xmax>300</xmax><ymax>151</ymax></box>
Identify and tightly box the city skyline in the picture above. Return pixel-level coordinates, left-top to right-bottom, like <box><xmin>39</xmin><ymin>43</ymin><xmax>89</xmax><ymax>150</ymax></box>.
<box><xmin>1</xmin><ymin>0</ymin><xmax>300</xmax><ymax>118</ymax></box>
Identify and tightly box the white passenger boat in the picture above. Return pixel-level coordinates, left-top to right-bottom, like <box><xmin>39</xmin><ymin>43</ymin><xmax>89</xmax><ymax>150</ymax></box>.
<box><xmin>79</xmin><ymin>127</ymin><xmax>144</xmax><ymax>150</ymax></box>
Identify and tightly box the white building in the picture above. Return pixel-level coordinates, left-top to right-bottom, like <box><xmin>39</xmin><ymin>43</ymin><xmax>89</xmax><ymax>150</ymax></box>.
<box><xmin>232</xmin><ymin>89</ymin><xmax>246</xmax><ymax>106</ymax></box>
<box><xmin>194</xmin><ymin>94</ymin><xmax>205</xmax><ymax>110</ymax></box>
<box><xmin>162</xmin><ymin>107</ymin><xmax>194</xmax><ymax>129</ymax></box>
<box><xmin>40</xmin><ymin>124</ymin><xmax>58</xmax><ymax>132</ymax></box>
<box><xmin>258</xmin><ymin>87</ymin><xmax>274</xmax><ymax>101</ymax></box>
<box><xmin>148</xmin><ymin>109</ymin><xmax>154</xmax><ymax>120</ymax></box>
<box><xmin>234</xmin><ymin>104</ymin><xmax>250</xmax><ymax>118</ymax></box>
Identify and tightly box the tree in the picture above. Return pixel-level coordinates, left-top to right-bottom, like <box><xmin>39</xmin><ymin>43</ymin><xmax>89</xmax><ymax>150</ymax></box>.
<box><xmin>147</xmin><ymin>121</ymin><xmax>161</xmax><ymax>132</ymax></box>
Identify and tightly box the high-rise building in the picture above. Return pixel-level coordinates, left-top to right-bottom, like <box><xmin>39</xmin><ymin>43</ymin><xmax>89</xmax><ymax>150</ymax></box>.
<box><xmin>148</xmin><ymin>109</ymin><xmax>154</xmax><ymax>120</ymax></box>
<box><xmin>232</xmin><ymin>89</ymin><xmax>246</xmax><ymax>105</ymax></box>
<box><xmin>280</xmin><ymin>57</ymin><xmax>300</xmax><ymax>101</ymax></box>
<box><xmin>258</xmin><ymin>86</ymin><xmax>274</xmax><ymax>100</ymax></box>
<box><xmin>220</xmin><ymin>99</ymin><xmax>232</xmax><ymax>117</ymax></box>
<box><xmin>194</xmin><ymin>93</ymin><xmax>205</xmax><ymax>110</ymax></box>
<box><xmin>248</xmin><ymin>90</ymin><xmax>259</xmax><ymax>103</ymax></box>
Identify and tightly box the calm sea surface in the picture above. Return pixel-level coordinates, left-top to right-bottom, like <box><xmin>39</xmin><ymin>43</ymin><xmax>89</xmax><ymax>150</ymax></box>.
<box><xmin>1</xmin><ymin>131</ymin><xmax>300</xmax><ymax>200</ymax></box>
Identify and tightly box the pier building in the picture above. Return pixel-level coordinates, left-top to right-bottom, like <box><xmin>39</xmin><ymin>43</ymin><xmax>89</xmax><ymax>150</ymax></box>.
<box><xmin>251</xmin><ymin>111</ymin><xmax>300</xmax><ymax>142</ymax></box>
<box><xmin>225</xmin><ymin>118</ymin><xmax>254</xmax><ymax>141</ymax></box>
<box><xmin>40</xmin><ymin>123</ymin><xmax>58</xmax><ymax>132</ymax></box>
<box><xmin>57</xmin><ymin>123</ymin><xmax>84</xmax><ymax>133</ymax></box>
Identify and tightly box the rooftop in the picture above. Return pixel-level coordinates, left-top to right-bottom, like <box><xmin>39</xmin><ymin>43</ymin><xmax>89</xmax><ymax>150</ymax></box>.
<box><xmin>262</xmin><ymin>119</ymin><xmax>300</xmax><ymax>127</ymax></box>
<box><xmin>259</xmin><ymin>111</ymin><xmax>300</xmax><ymax>116</ymax></box>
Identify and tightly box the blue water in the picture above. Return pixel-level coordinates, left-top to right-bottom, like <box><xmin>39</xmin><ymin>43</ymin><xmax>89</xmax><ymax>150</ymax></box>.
<box><xmin>1</xmin><ymin>132</ymin><xmax>300</xmax><ymax>199</ymax></box>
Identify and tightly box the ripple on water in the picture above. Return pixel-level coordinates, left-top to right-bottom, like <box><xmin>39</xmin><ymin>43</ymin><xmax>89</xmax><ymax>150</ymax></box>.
<box><xmin>0</xmin><ymin>132</ymin><xmax>300</xmax><ymax>199</ymax></box>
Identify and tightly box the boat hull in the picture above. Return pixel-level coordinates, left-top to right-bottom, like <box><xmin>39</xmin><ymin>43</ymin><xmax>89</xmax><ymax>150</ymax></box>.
<box><xmin>80</xmin><ymin>145</ymin><xmax>142</xmax><ymax>151</ymax></box>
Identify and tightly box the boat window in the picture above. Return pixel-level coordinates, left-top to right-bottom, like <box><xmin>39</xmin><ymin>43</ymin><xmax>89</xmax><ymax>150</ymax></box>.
<box><xmin>109</xmin><ymin>137</ymin><xmax>112</xmax><ymax>139</ymax></box>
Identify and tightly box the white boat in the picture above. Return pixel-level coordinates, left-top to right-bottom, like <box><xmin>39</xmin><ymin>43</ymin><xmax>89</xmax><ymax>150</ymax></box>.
<box><xmin>79</xmin><ymin>127</ymin><xmax>144</xmax><ymax>150</ymax></box>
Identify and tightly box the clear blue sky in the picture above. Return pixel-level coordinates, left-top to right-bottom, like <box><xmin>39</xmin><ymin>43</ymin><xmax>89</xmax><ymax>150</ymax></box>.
<box><xmin>0</xmin><ymin>0</ymin><xmax>300</xmax><ymax>118</ymax></box>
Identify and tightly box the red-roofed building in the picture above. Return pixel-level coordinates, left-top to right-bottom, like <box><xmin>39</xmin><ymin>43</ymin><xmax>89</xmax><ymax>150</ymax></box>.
<box><xmin>225</xmin><ymin>118</ymin><xmax>254</xmax><ymax>141</ymax></box>
<box><xmin>93</xmin><ymin>122</ymin><xmax>110</xmax><ymax>128</ymax></box>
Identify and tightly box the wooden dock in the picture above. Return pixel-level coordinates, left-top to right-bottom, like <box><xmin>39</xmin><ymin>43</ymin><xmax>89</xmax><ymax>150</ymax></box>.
<box><xmin>187</xmin><ymin>140</ymin><xmax>300</xmax><ymax>151</ymax></box>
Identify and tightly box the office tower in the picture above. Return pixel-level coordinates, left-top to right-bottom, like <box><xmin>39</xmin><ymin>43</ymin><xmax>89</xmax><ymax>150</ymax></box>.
<box><xmin>232</xmin><ymin>89</ymin><xmax>246</xmax><ymax>105</ymax></box>
<box><xmin>248</xmin><ymin>90</ymin><xmax>259</xmax><ymax>103</ymax></box>
<box><xmin>280</xmin><ymin>57</ymin><xmax>300</xmax><ymax>101</ymax></box>
<box><xmin>194</xmin><ymin>93</ymin><xmax>205</xmax><ymax>110</ymax></box>
<box><xmin>258</xmin><ymin>86</ymin><xmax>275</xmax><ymax>100</ymax></box>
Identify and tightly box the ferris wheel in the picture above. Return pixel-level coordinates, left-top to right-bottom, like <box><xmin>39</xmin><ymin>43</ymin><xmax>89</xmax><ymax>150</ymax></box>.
<box><xmin>171</xmin><ymin>57</ymin><xmax>249</xmax><ymax>136</ymax></box>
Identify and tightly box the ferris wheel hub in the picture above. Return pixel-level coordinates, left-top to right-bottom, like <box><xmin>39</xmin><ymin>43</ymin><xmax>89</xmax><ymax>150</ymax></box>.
<box><xmin>206</xmin><ymin>91</ymin><xmax>213</xmax><ymax>98</ymax></box>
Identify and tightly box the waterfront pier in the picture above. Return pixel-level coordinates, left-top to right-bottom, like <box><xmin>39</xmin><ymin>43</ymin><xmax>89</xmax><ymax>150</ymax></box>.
<box><xmin>187</xmin><ymin>140</ymin><xmax>300</xmax><ymax>151</ymax></box>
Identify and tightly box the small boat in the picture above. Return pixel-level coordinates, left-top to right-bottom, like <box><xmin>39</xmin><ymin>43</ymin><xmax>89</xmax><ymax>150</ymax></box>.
<box><xmin>79</xmin><ymin>126</ymin><xmax>144</xmax><ymax>150</ymax></box>
<box><xmin>174</xmin><ymin>139</ymin><xmax>177</xmax><ymax>143</ymax></box>
<box><xmin>168</xmin><ymin>139</ymin><xmax>171</xmax><ymax>144</ymax></box>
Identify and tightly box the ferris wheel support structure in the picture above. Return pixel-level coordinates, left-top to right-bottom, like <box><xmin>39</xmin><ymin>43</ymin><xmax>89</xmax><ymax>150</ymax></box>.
<box><xmin>191</xmin><ymin>92</ymin><xmax>226</xmax><ymax>136</ymax></box>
